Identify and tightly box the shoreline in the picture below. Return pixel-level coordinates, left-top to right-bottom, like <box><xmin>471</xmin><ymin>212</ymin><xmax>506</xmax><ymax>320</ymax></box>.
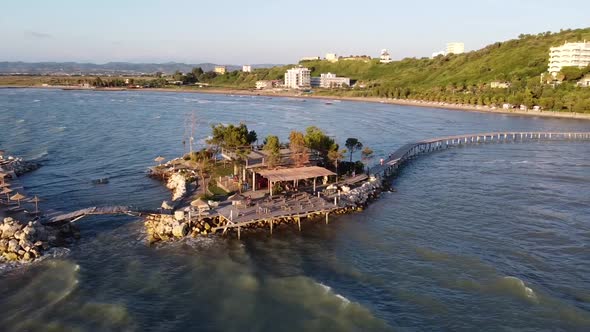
<box><xmin>4</xmin><ymin>85</ymin><xmax>590</xmax><ymax>121</ymax></box>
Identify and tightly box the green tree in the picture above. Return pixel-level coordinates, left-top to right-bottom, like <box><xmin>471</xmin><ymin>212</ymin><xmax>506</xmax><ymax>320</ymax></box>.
<box><xmin>304</xmin><ymin>126</ymin><xmax>336</xmax><ymax>164</ymax></box>
<box><xmin>263</xmin><ymin>135</ymin><xmax>281</xmax><ymax>168</ymax></box>
<box><xmin>361</xmin><ymin>147</ymin><xmax>374</xmax><ymax>174</ymax></box>
<box><xmin>207</xmin><ymin>123</ymin><xmax>257</xmax><ymax>174</ymax></box>
<box><xmin>289</xmin><ymin>130</ymin><xmax>309</xmax><ymax>167</ymax></box>
<box><xmin>345</xmin><ymin>138</ymin><xmax>363</xmax><ymax>162</ymax></box>
<box><xmin>327</xmin><ymin>146</ymin><xmax>346</xmax><ymax>178</ymax></box>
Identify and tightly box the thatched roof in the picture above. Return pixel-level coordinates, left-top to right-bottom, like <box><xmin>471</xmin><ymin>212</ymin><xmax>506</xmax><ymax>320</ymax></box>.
<box><xmin>190</xmin><ymin>198</ymin><xmax>209</xmax><ymax>208</ymax></box>
<box><xmin>257</xmin><ymin>166</ymin><xmax>335</xmax><ymax>182</ymax></box>
<box><xmin>228</xmin><ymin>193</ymin><xmax>246</xmax><ymax>202</ymax></box>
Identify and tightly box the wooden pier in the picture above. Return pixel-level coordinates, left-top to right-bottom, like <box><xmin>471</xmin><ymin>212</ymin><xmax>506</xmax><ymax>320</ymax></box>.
<box><xmin>370</xmin><ymin>131</ymin><xmax>590</xmax><ymax>178</ymax></box>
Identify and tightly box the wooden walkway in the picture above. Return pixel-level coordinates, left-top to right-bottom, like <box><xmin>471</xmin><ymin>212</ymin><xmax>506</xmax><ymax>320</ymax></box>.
<box><xmin>44</xmin><ymin>206</ymin><xmax>160</xmax><ymax>225</ymax></box>
<box><xmin>370</xmin><ymin>131</ymin><xmax>590</xmax><ymax>177</ymax></box>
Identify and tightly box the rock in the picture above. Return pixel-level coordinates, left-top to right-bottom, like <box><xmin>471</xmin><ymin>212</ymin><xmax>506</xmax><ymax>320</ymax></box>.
<box><xmin>23</xmin><ymin>252</ymin><xmax>32</xmax><ymax>261</ymax></box>
<box><xmin>204</xmin><ymin>222</ymin><xmax>211</xmax><ymax>230</ymax></box>
<box><xmin>172</xmin><ymin>222</ymin><xmax>188</xmax><ymax>238</ymax></box>
<box><xmin>3</xmin><ymin>252</ymin><xmax>18</xmax><ymax>261</ymax></box>
<box><xmin>7</xmin><ymin>239</ymin><xmax>20</xmax><ymax>253</ymax></box>
<box><xmin>1</xmin><ymin>221</ymin><xmax>21</xmax><ymax>239</ymax></box>
<box><xmin>0</xmin><ymin>239</ymin><xmax>8</xmax><ymax>251</ymax></box>
<box><xmin>166</xmin><ymin>173</ymin><xmax>187</xmax><ymax>201</ymax></box>
<box><xmin>17</xmin><ymin>249</ymin><xmax>26</xmax><ymax>256</ymax></box>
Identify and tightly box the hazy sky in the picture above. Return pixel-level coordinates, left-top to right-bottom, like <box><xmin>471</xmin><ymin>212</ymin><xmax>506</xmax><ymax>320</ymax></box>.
<box><xmin>1</xmin><ymin>0</ymin><xmax>588</xmax><ymax>64</ymax></box>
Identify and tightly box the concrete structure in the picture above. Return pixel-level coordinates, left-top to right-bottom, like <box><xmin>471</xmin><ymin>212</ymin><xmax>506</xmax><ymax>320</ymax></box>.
<box><xmin>214</xmin><ymin>66</ymin><xmax>227</xmax><ymax>74</ymax></box>
<box><xmin>380</xmin><ymin>49</ymin><xmax>392</xmax><ymax>63</ymax></box>
<box><xmin>548</xmin><ymin>41</ymin><xmax>590</xmax><ymax>75</ymax></box>
<box><xmin>490</xmin><ymin>81</ymin><xmax>511</xmax><ymax>89</ymax></box>
<box><xmin>242</xmin><ymin>65</ymin><xmax>252</xmax><ymax>73</ymax></box>
<box><xmin>578</xmin><ymin>75</ymin><xmax>590</xmax><ymax>87</ymax></box>
<box><xmin>300</xmin><ymin>56</ymin><xmax>321</xmax><ymax>62</ymax></box>
<box><xmin>255</xmin><ymin>80</ymin><xmax>279</xmax><ymax>90</ymax></box>
<box><xmin>446</xmin><ymin>42</ymin><xmax>465</xmax><ymax>55</ymax></box>
<box><xmin>311</xmin><ymin>73</ymin><xmax>351</xmax><ymax>88</ymax></box>
<box><xmin>284</xmin><ymin>67</ymin><xmax>311</xmax><ymax>89</ymax></box>
<box><xmin>325</xmin><ymin>53</ymin><xmax>338</xmax><ymax>62</ymax></box>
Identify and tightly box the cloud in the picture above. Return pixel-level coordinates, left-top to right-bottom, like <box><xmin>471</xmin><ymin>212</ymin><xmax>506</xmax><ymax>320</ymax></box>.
<box><xmin>25</xmin><ymin>30</ymin><xmax>53</xmax><ymax>39</ymax></box>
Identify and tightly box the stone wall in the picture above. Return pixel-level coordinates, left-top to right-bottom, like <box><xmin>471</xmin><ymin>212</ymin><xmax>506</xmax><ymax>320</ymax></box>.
<box><xmin>0</xmin><ymin>217</ymin><xmax>78</xmax><ymax>262</ymax></box>
<box><xmin>144</xmin><ymin>214</ymin><xmax>216</xmax><ymax>243</ymax></box>
<box><xmin>1</xmin><ymin>157</ymin><xmax>40</xmax><ymax>176</ymax></box>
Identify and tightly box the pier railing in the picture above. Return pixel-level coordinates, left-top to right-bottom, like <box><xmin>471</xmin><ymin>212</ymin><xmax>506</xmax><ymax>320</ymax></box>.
<box><xmin>370</xmin><ymin>132</ymin><xmax>590</xmax><ymax>178</ymax></box>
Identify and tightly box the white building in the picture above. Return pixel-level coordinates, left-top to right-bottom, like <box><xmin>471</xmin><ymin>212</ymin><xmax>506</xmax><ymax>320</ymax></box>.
<box><xmin>284</xmin><ymin>67</ymin><xmax>311</xmax><ymax>89</ymax></box>
<box><xmin>380</xmin><ymin>49</ymin><xmax>392</xmax><ymax>63</ymax></box>
<box><xmin>548</xmin><ymin>41</ymin><xmax>590</xmax><ymax>75</ymax></box>
<box><xmin>446</xmin><ymin>42</ymin><xmax>465</xmax><ymax>55</ymax></box>
<box><xmin>311</xmin><ymin>73</ymin><xmax>351</xmax><ymax>88</ymax></box>
<box><xmin>242</xmin><ymin>65</ymin><xmax>252</xmax><ymax>73</ymax></box>
<box><xmin>325</xmin><ymin>53</ymin><xmax>338</xmax><ymax>62</ymax></box>
<box><xmin>578</xmin><ymin>75</ymin><xmax>590</xmax><ymax>87</ymax></box>
<box><xmin>255</xmin><ymin>80</ymin><xmax>276</xmax><ymax>90</ymax></box>
<box><xmin>214</xmin><ymin>66</ymin><xmax>227</xmax><ymax>74</ymax></box>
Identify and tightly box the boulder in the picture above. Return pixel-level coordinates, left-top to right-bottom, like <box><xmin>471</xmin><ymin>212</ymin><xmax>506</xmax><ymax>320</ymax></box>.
<box><xmin>172</xmin><ymin>222</ymin><xmax>188</xmax><ymax>238</ymax></box>
<box><xmin>7</xmin><ymin>239</ymin><xmax>20</xmax><ymax>253</ymax></box>
<box><xmin>166</xmin><ymin>173</ymin><xmax>187</xmax><ymax>201</ymax></box>
<box><xmin>3</xmin><ymin>252</ymin><xmax>18</xmax><ymax>261</ymax></box>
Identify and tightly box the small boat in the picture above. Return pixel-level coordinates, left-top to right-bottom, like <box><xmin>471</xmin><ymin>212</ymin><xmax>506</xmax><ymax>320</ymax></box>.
<box><xmin>325</xmin><ymin>102</ymin><xmax>333</xmax><ymax>105</ymax></box>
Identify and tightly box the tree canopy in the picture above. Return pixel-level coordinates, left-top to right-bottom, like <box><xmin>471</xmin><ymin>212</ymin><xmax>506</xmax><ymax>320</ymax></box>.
<box><xmin>345</xmin><ymin>138</ymin><xmax>363</xmax><ymax>162</ymax></box>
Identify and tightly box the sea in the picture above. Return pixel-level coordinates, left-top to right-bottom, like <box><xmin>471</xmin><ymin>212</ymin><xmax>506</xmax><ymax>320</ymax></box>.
<box><xmin>0</xmin><ymin>88</ymin><xmax>589</xmax><ymax>331</ymax></box>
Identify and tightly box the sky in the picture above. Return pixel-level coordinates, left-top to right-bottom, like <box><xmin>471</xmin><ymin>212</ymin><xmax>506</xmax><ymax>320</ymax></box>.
<box><xmin>1</xmin><ymin>0</ymin><xmax>589</xmax><ymax>64</ymax></box>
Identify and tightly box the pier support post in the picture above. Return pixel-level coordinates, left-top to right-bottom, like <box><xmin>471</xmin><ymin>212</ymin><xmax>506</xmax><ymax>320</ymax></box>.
<box><xmin>270</xmin><ymin>220</ymin><xmax>273</xmax><ymax>235</ymax></box>
<box><xmin>238</xmin><ymin>226</ymin><xmax>241</xmax><ymax>240</ymax></box>
<box><xmin>297</xmin><ymin>217</ymin><xmax>301</xmax><ymax>232</ymax></box>
<box><xmin>325</xmin><ymin>212</ymin><xmax>329</xmax><ymax>225</ymax></box>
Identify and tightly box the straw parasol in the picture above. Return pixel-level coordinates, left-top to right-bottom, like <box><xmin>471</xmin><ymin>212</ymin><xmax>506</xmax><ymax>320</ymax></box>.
<box><xmin>154</xmin><ymin>156</ymin><xmax>165</xmax><ymax>166</ymax></box>
<box><xmin>228</xmin><ymin>193</ymin><xmax>246</xmax><ymax>206</ymax></box>
<box><xmin>190</xmin><ymin>198</ymin><xmax>209</xmax><ymax>211</ymax></box>
<box><xmin>1</xmin><ymin>187</ymin><xmax>13</xmax><ymax>201</ymax></box>
<box><xmin>10</xmin><ymin>192</ymin><xmax>26</xmax><ymax>207</ymax></box>
<box><xmin>0</xmin><ymin>172</ymin><xmax>7</xmax><ymax>184</ymax></box>
<box><xmin>30</xmin><ymin>195</ymin><xmax>41</xmax><ymax>213</ymax></box>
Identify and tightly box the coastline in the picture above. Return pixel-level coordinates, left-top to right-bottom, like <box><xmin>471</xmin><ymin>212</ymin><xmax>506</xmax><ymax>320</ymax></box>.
<box><xmin>5</xmin><ymin>84</ymin><xmax>590</xmax><ymax>121</ymax></box>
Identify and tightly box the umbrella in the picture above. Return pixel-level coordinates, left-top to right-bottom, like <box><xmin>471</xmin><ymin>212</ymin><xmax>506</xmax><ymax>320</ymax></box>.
<box><xmin>228</xmin><ymin>193</ymin><xmax>246</xmax><ymax>201</ymax></box>
<box><xmin>154</xmin><ymin>156</ymin><xmax>165</xmax><ymax>165</ymax></box>
<box><xmin>0</xmin><ymin>182</ymin><xmax>10</xmax><ymax>188</ymax></box>
<box><xmin>10</xmin><ymin>192</ymin><xmax>26</xmax><ymax>207</ymax></box>
<box><xmin>228</xmin><ymin>193</ymin><xmax>246</xmax><ymax>206</ymax></box>
<box><xmin>0</xmin><ymin>173</ymin><xmax>7</xmax><ymax>184</ymax></box>
<box><xmin>1</xmin><ymin>187</ymin><xmax>13</xmax><ymax>200</ymax></box>
<box><xmin>190</xmin><ymin>198</ymin><xmax>209</xmax><ymax>210</ymax></box>
<box><xmin>30</xmin><ymin>195</ymin><xmax>41</xmax><ymax>213</ymax></box>
<box><xmin>161</xmin><ymin>200</ymin><xmax>173</xmax><ymax>210</ymax></box>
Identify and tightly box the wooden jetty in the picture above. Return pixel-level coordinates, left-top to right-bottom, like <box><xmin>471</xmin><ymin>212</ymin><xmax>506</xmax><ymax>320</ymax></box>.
<box><xmin>370</xmin><ymin>131</ymin><xmax>590</xmax><ymax>177</ymax></box>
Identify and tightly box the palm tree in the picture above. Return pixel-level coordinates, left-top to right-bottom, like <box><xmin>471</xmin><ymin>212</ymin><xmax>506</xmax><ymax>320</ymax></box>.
<box><xmin>345</xmin><ymin>138</ymin><xmax>363</xmax><ymax>162</ymax></box>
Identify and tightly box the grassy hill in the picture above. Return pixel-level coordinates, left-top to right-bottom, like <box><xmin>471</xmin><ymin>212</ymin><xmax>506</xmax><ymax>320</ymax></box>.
<box><xmin>208</xmin><ymin>27</ymin><xmax>590</xmax><ymax>112</ymax></box>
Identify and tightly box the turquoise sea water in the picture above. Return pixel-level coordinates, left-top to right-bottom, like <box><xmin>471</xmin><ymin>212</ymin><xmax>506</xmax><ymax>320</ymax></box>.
<box><xmin>0</xmin><ymin>89</ymin><xmax>589</xmax><ymax>331</ymax></box>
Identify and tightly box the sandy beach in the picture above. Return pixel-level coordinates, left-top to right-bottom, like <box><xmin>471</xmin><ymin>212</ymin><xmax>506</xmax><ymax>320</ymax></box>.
<box><xmin>7</xmin><ymin>85</ymin><xmax>590</xmax><ymax>121</ymax></box>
